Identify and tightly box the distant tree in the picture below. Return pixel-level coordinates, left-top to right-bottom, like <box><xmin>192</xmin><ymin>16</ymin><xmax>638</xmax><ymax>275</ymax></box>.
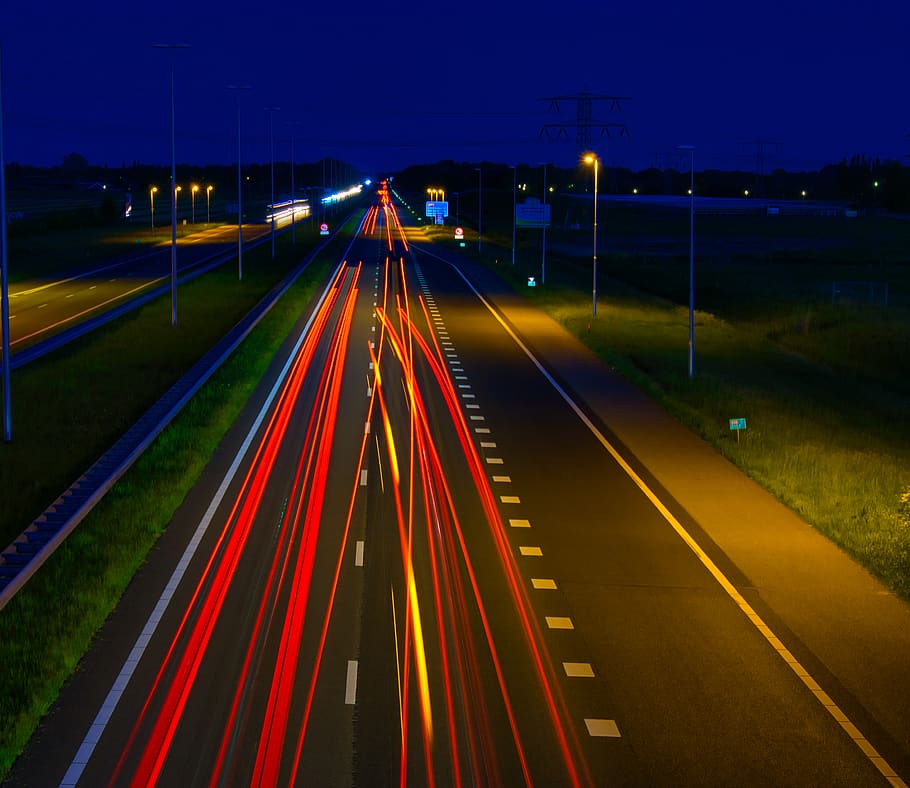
<box><xmin>62</xmin><ymin>152</ymin><xmax>89</xmax><ymax>171</ymax></box>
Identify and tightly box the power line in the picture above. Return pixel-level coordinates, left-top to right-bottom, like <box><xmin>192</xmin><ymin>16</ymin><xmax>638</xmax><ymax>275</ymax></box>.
<box><xmin>539</xmin><ymin>91</ymin><xmax>631</xmax><ymax>153</ymax></box>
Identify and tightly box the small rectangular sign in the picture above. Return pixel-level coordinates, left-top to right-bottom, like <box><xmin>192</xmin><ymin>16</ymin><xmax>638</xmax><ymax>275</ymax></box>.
<box><xmin>516</xmin><ymin>198</ymin><xmax>551</xmax><ymax>228</ymax></box>
<box><xmin>527</xmin><ymin>277</ymin><xmax>537</xmax><ymax>287</ymax></box>
<box><xmin>729</xmin><ymin>418</ymin><xmax>747</xmax><ymax>430</ymax></box>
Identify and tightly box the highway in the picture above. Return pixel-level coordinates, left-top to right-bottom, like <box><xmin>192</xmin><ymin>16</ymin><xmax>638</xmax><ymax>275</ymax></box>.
<box><xmin>6</xmin><ymin>182</ymin><xmax>906</xmax><ymax>786</ymax></box>
<box><xmin>4</xmin><ymin>223</ymin><xmax>271</xmax><ymax>353</ymax></box>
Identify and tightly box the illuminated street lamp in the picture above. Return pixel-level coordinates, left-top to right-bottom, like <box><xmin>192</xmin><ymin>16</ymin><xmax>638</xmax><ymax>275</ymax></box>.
<box><xmin>149</xmin><ymin>186</ymin><xmax>158</xmax><ymax>230</ymax></box>
<box><xmin>583</xmin><ymin>152</ymin><xmax>599</xmax><ymax>318</ymax></box>
<box><xmin>191</xmin><ymin>184</ymin><xmax>199</xmax><ymax>224</ymax></box>
<box><xmin>206</xmin><ymin>185</ymin><xmax>213</xmax><ymax>223</ymax></box>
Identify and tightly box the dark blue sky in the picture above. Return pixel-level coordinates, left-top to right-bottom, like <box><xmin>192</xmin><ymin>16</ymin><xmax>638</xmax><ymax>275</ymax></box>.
<box><xmin>2</xmin><ymin>0</ymin><xmax>908</xmax><ymax>175</ymax></box>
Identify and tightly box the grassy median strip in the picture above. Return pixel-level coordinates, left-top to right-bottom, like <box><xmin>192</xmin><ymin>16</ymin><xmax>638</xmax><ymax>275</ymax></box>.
<box><xmin>454</xmin><ymin>217</ymin><xmax>910</xmax><ymax>602</ymax></box>
<box><xmin>0</xmin><ymin>220</ymin><xmax>352</xmax><ymax>778</ymax></box>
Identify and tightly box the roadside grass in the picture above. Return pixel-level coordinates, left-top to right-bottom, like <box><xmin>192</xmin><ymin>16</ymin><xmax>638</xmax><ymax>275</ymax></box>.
<box><xmin>0</xmin><ymin>226</ymin><xmax>328</xmax><ymax>548</ymax></box>
<box><xmin>470</xmin><ymin>221</ymin><xmax>910</xmax><ymax>601</ymax></box>
<box><xmin>0</xmin><ymin>218</ymin><xmax>353</xmax><ymax>778</ymax></box>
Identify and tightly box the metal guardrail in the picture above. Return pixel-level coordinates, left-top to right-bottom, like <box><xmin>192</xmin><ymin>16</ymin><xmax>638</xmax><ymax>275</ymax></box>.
<box><xmin>0</xmin><ymin>219</ymin><xmax>352</xmax><ymax>609</ymax></box>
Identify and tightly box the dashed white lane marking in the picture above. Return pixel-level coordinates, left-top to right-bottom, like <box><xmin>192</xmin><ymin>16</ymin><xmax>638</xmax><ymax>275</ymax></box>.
<box><xmin>360</xmin><ymin>469</ymin><xmax>368</xmax><ymax>486</ymax></box>
<box><xmin>564</xmin><ymin>662</ymin><xmax>595</xmax><ymax>678</ymax></box>
<box><xmin>461</xmin><ymin>393</ymin><xmax>476</xmax><ymax>399</ymax></box>
<box><xmin>501</xmin><ymin>497</ymin><xmax>521</xmax><ymax>505</ymax></box>
<box><xmin>485</xmin><ymin>457</ymin><xmax>504</xmax><ymax>465</ymax></box>
<box><xmin>492</xmin><ymin>475</ymin><xmax>511</xmax><ymax>482</ymax></box>
<box><xmin>364</xmin><ymin>421</ymin><xmax>370</xmax><ymax>435</ymax></box>
<box><xmin>532</xmin><ymin>578</ymin><xmax>557</xmax><ymax>590</ymax></box>
<box><xmin>458</xmin><ymin>384</ymin><xmax>471</xmax><ymax>389</ymax></box>
<box><xmin>585</xmin><ymin>719</ymin><xmax>621</xmax><ymax>738</ymax></box>
<box><xmin>355</xmin><ymin>541</ymin><xmax>365</xmax><ymax>567</ymax></box>
<box><xmin>474</xmin><ymin>427</ymin><xmax>490</xmax><ymax>434</ymax></box>
<box><xmin>509</xmin><ymin>518</ymin><xmax>531</xmax><ymax>528</ymax></box>
<box><xmin>345</xmin><ymin>660</ymin><xmax>359</xmax><ymax>705</ymax></box>
<box><xmin>481</xmin><ymin>441</ymin><xmax>497</xmax><ymax>448</ymax></box>
<box><xmin>519</xmin><ymin>546</ymin><xmax>543</xmax><ymax>556</ymax></box>
<box><xmin>470</xmin><ymin>415</ymin><xmax>485</xmax><ymax>422</ymax></box>
<box><xmin>546</xmin><ymin>616</ymin><xmax>574</xmax><ymax>630</ymax></box>
<box><xmin>465</xmin><ymin>404</ymin><xmax>480</xmax><ymax>410</ymax></box>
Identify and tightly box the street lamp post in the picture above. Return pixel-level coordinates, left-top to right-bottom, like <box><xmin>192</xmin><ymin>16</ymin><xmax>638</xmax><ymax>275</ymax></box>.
<box><xmin>583</xmin><ymin>153</ymin><xmax>599</xmax><ymax>318</ymax></box>
<box><xmin>511</xmin><ymin>165</ymin><xmax>517</xmax><ymax>266</ymax></box>
<box><xmin>149</xmin><ymin>186</ymin><xmax>158</xmax><ymax>231</ymax></box>
<box><xmin>287</xmin><ymin>122</ymin><xmax>301</xmax><ymax>245</ymax></box>
<box><xmin>678</xmin><ymin>145</ymin><xmax>696</xmax><ymax>378</ymax></box>
<box><xmin>475</xmin><ymin>166</ymin><xmax>482</xmax><ymax>254</ymax></box>
<box><xmin>542</xmin><ymin>162</ymin><xmax>548</xmax><ymax>285</ymax></box>
<box><xmin>265</xmin><ymin>107</ymin><xmax>280</xmax><ymax>258</ymax></box>
<box><xmin>0</xmin><ymin>44</ymin><xmax>11</xmax><ymax>441</ymax></box>
<box><xmin>206</xmin><ymin>185</ymin><xmax>213</xmax><ymax>223</ymax></box>
<box><xmin>227</xmin><ymin>85</ymin><xmax>250</xmax><ymax>280</ymax></box>
<box><xmin>153</xmin><ymin>43</ymin><xmax>189</xmax><ymax>327</ymax></box>
<box><xmin>191</xmin><ymin>184</ymin><xmax>198</xmax><ymax>224</ymax></box>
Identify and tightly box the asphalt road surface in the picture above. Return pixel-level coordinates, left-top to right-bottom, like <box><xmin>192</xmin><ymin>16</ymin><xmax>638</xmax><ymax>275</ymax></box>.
<box><xmin>6</xmin><ymin>184</ymin><xmax>904</xmax><ymax>786</ymax></box>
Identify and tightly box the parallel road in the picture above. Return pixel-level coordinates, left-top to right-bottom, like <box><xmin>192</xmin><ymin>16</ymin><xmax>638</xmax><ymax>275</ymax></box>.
<box><xmin>6</xmin><ymin>184</ymin><xmax>905</xmax><ymax>786</ymax></box>
<box><xmin>4</xmin><ymin>223</ymin><xmax>271</xmax><ymax>353</ymax></box>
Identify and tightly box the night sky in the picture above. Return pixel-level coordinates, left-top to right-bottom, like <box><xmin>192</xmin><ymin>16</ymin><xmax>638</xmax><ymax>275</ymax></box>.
<box><xmin>2</xmin><ymin>0</ymin><xmax>908</xmax><ymax>175</ymax></box>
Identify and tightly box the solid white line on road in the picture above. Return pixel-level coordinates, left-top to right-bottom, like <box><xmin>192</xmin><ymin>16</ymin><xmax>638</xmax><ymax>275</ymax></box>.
<box><xmin>564</xmin><ymin>662</ymin><xmax>595</xmax><ymax>677</ymax></box>
<box><xmin>519</xmin><ymin>546</ymin><xmax>543</xmax><ymax>556</ymax></box>
<box><xmin>355</xmin><ymin>541</ymin><xmax>364</xmax><ymax>567</ymax></box>
<box><xmin>546</xmin><ymin>616</ymin><xmax>574</xmax><ymax>630</ymax></box>
<box><xmin>585</xmin><ymin>719</ymin><xmax>621</xmax><ymax>738</ymax></box>
<box><xmin>532</xmin><ymin>578</ymin><xmax>557</xmax><ymax>590</ymax></box>
<box><xmin>345</xmin><ymin>660</ymin><xmax>359</xmax><ymax>705</ymax></box>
